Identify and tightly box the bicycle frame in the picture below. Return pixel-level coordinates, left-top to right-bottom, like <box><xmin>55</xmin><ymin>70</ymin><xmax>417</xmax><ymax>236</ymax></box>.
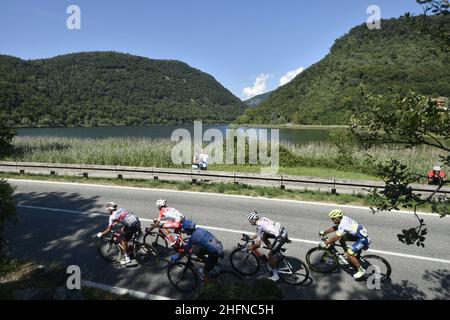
<box><xmin>146</xmin><ymin>224</ymin><xmax>187</xmax><ymax>248</ymax></box>
<box><xmin>237</xmin><ymin>233</ymin><xmax>284</xmax><ymax>260</ymax></box>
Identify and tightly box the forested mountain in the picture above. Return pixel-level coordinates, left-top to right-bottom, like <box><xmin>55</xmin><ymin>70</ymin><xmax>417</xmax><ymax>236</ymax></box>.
<box><xmin>0</xmin><ymin>51</ymin><xmax>246</xmax><ymax>127</ymax></box>
<box><xmin>244</xmin><ymin>91</ymin><xmax>273</xmax><ymax>108</ymax></box>
<box><xmin>237</xmin><ymin>15</ymin><xmax>450</xmax><ymax>125</ymax></box>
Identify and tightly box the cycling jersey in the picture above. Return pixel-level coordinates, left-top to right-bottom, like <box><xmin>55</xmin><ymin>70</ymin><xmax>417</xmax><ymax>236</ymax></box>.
<box><xmin>159</xmin><ymin>207</ymin><xmax>185</xmax><ymax>222</ymax></box>
<box><xmin>255</xmin><ymin>217</ymin><xmax>283</xmax><ymax>241</ymax></box>
<box><xmin>336</xmin><ymin>216</ymin><xmax>368</xmax><ymax>239</ymax></box>
<box><xmin>183</xmin><ymin>228</ymin><xmax>224</xmax><ymax>258</ymax></box>
<box><xmin>109</xmin><ymin>208</ymin><xmax>138</xmax><ymax>227</ymax></box>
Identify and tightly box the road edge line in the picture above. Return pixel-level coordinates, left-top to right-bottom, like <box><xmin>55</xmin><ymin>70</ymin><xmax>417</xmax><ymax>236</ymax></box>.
<box><xmin>81</xmin><ymin>280</ymin><xmax>173</xmax><ymax>300</ymax></box>
<box><xmin>8</xmin><ymin>178</ymin><xmax>444</xmax><ymax>217</ymax></box>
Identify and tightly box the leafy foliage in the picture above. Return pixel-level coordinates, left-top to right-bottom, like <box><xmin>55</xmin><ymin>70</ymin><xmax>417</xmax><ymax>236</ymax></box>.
<box><xmin>237</xmin><ymin>15</ymin><xmax>450</xmax><ymax>125</ymax></box>
<box><xmin>0</xmin><ymin>52</ymin><xmax>247</xmax><ymax>127</ymax></box>
<box><xmin>0</xmin><ymin>125</ymin><xmax>15</xmax><ymax>156</ymax></box>
<box><xmin>0</xmin><ymin>179</ymin><xmax>17</xmax><ymax>259</ymax></box>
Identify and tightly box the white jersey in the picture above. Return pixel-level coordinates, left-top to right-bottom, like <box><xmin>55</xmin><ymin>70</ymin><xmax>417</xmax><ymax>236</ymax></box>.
<box><xmin>159</xmin><ymin>207</ymin><xmax>185</xmax><ymax>222</ymax></box>
<box><xmin>336</xmin><ymin>216</ymin><xmax>368</xmax><ymax>239</ymax></box>
<box><xmin>109</xmin><ymin>208</ymin><xmax>138</xmax><ymax>227</ymax></box>
<box><xmin>256</xmin><ymin>217</ymin><xmax>283</xmax><ymax>240</ymax></box>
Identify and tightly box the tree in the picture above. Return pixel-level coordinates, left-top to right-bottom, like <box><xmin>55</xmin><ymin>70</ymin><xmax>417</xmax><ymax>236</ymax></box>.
<box><xmin>350</xmin><ymin>1</ymin><xmax>449</xmax><ymax>246</ymax></box>
<box><xmin>0</xmin><ymin>179</ymin><xmax>17</xmax><ymax>260</ymax></box>
<box><xmin>0</xmin><ymin>122</ymin><xmax>15</xmax><ymax>157</ymax></box>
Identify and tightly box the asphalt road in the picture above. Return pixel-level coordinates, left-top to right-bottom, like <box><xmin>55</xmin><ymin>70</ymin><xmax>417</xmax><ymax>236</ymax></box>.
<box><xmin>5</xmin><ymin>179</ymin><xmax>450</xmax><ymax>300</ymax></box>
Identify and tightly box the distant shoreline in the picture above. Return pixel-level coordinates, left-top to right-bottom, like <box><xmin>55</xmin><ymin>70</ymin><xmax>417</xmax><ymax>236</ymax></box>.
<box><xmin>229</xmin><ymin>123</ymin><xmax>348</xmax><ymax>130</ymax></box>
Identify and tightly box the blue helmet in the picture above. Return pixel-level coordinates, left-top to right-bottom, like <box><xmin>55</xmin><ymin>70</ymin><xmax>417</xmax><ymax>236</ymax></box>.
<box><xmin>182</xmin><ymin>220</ymin><xmax>197</xmax><ymax>231</ymax></box>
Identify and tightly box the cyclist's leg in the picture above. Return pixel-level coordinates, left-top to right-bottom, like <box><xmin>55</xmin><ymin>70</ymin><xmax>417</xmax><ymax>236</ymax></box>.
<box><xmin>161</xmin><ymin>221</ymin><xmax>176</xmax><ymax>244</ymax></box>
<box><xmin>264</xmin><ymin>234</ymin><xmax>277</xmax><ymax>269</ymax></box>
<box><xmin>204</xmin><ymin>252</ymin><xmax>219</xmax><ymax>284</ymax></box>
<box><xmin>268</xmin><ymin>229</ymin><xmax>288</xmax><ymax>280</ymax></box>
<box><xmin>346</xmin><ymin>238</ymin><xmax>370</xmax><ymax>278</ymax></box>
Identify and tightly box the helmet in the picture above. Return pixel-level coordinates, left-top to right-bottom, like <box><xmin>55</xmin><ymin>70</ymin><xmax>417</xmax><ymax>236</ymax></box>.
<box><xmin>182</xmin><ymin>220</ymin><xmax>196</xmax><ymax>231</ymax></box>
<box><xmin>247</xmin><ymin>211</ymin><xmax>259</xmax><ymax>221</ymax></box>
<box><xmin>105</xmin><ymin>201</ymin><xmax>118</xmax><ymax>210</ymax></box>
<box><xmin>433</xmin><ymin>166</ymin><xmax>441</xmax><ymax>171</ymax></box>
<box><xmin>328</xmin><ymin>209</ymin><xmax>344</xmax><ymax>219</ymax></box>
<box><xmin>156</xmin><ymin>199</ymin><xmax>167</xmax><ymax>209</ymax></box>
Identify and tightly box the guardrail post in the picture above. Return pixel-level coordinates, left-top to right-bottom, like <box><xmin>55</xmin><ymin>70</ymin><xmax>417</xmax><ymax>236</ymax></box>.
<box><xmin>331</xmin><ymin>178</ymin><xmax>337</xmax><ymax>195</ymax></box>
<box><xmin>234</xmin><ymin>172</ymin><xmax>238</xmax><ymax>185</ymax></box>
<box><xmin>280</xmin><ymin>175</ymin><xmax>285</xmax><ymax>190</ymax></box>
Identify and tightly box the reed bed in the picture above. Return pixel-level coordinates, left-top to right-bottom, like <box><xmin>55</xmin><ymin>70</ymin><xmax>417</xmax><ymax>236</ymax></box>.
<box><xmin>4</xmin><ymin>136</ymin><xmax>445</xmax><ymax>178</ymax></box>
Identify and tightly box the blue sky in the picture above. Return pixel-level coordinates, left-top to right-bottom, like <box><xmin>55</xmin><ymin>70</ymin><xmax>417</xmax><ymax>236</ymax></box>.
<box><xmin>0</xmin><ymin>0</ymin><xmax>423</xmax><ymax>100</ymax></box>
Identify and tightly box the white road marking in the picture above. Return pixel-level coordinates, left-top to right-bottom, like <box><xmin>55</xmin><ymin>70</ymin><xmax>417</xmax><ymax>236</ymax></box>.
<box><xmin>18</xmin><ymin>204</ymin><xmax>450</xmax><ymax>265</ymax></box>
<box><xmin>8</xmin><ymin>178</ymin><xmax>445</xmax><ymax>218</ymax></box>
<box><xmin>81</xmin><ymin>280</ymin><xmax>172</xmax><ymax>300</ymax></box>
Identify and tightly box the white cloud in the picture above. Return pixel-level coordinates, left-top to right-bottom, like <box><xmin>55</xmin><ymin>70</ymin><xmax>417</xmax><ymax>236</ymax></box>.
<box><xmin>242</xmin><ymin>74</ymin><xmax>270</xmax><ymax>99</ymax></box>
<box><xmin>279</xmin><ymin>67</ymin><xmax>304</xmax><ymax>86</ymax></box>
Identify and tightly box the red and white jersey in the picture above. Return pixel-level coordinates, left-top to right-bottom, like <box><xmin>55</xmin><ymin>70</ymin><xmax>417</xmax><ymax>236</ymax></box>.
<box><xmin>109</xmin><ymin>208</ymin><xmax>138</xmax><ymax>227</ymax></box>
<box><xmin>255</xmin><ymin>217</ymin><xmax>283</xmax><ymax>241</ymax></box>
<box><xmin>159</xmin><ymin>207</ymin><xmax>185</xmax><ymax>222</ymax></box>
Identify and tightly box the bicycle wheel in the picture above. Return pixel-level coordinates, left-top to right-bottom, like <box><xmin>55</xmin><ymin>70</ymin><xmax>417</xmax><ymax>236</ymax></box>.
<box><xmin>305</xmin><ymin>247</ymin><xmax>339</xmax><ymax>273</ymax></box>
<box><xmin>97</xmin><ymin>237</ymin><xmax>121</xmax><ymax>263</ymax></box>
<box><xmin>277</xmin><ymin>256</ymin><xmax>309</xmax><ymax>285</ymax></box>
<box><xmin>360</xmin><ymin>255</ymin><xmax>392</xmax><ymax>281</ymax></box>
<box><xmin>214</xmin><ymin>270</ymin><xmax>243</xmax><ymax>287</ymax></box>
<box><xmin>134</xmin><ymin>243</ymin><xmax>160</xmax><ymax>268</ymax></box>
<box><xmin>167</xmin><ymin>262</ymin><xmax>199</xmax><ymax>292</ymax></box>
<box><xmin>229</xmin><ymin>248</ymin><xmax>260</xmax><ymax>276</ymax></box>
<box><xmin>144</xmin><ymin>232</ymin><xmax>169</xmax><ymax>255</ymax></box>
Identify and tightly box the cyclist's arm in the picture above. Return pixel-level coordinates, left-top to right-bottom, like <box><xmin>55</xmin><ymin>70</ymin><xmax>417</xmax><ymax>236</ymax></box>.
<box><xmin>323</xmin><ymin>226</ymin><xmax>338</xmax><ymax>235</ymax></box>
<box><xmin>151</xmin><ymin>215</ymin><xmax>162</xmax><ymax>228</ymax></box>
<box><xmin>325</xmin><ymin>234</ymin><xmax>341</xmax><ymax>246</ymax></box>
<box><xmin>325</xmin><ymin>227</ymin><xmax>343</xmax><ymax>246</ymax></box>
<box><xmin>249</xmin><ymin>239</ymin><xmax>261</xmax><ymax>251</ymax></box>
<box><xmin>99</xmin><ymin>223</ymin><xmax>115</xmax><ymax>237</ymax></box>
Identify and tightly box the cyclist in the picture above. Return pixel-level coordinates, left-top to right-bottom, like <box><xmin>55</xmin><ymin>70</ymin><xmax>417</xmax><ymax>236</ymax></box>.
<box><xmin>319</xmin><ymin>209</ymin><xmax>371</xmax><ymax>279</ymax></box>
<box><xmin>149</xmin><ymin>199</ymin><xmax>185</xmax><ymax>247</ymax></box>
<box><xmin>427</xmin><ymin>165</ymin><xmax>446</xmax><ymax>185</ymax></box>
<box><xmin>96</xmin><ymin>202</ymin><xmax>141</xmax><ymax>265</ymax></box>
<box><xmin>246</xmin><ymin>211</ymin><xmax>289</xmax><ymax>282</ymax></box>
<box><xmin>170</xmin><ymin>220</ymin><xmax>225</xmax><ymax>284</ymax></box>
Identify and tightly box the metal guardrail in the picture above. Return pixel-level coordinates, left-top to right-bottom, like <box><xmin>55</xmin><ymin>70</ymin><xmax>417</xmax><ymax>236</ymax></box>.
<box><xmin>0</xmin><ymin>161</ymin><xmax>449</xmax><ymax>195</ymax></box>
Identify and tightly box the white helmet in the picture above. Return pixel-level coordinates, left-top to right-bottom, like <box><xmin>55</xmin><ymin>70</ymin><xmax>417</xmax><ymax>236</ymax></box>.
<box><xmin>105</xmin><ymin>201</ymin><xmax>118</xmax><ymax>210</ymax></box>
<box><xmin>433</xmin><ymin>166</ymin><xmax>441</xmax><ymax>171</ymax></box>
<box><xmin>156</xmin><ymin>199</ymin><xmax>167</xmax><ymax>209</ymax></box>
<box><xmin>247</xmin><ymin>211</ymin><xmax>259</xmax><ymax>221</ymax></box>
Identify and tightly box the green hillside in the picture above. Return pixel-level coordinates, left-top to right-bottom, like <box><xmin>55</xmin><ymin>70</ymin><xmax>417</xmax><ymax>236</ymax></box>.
<box><xmin>0</xmin><ymin>51</ymin><xmax>246</xmax><ymax>127</ymax></box>
<box><xmin>244</xmin><ymin>91</ymin><xmax>273</xmax><ymax>108</ymax></box>
<box><xmin>237</xmin><ymin>15</ymin><xmax>450</xmax><ymax>125</ymax></box>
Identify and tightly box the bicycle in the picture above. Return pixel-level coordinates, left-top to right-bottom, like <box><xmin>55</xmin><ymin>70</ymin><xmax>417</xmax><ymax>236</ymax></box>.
<box><xmin>97</xmin><ymin>228</ymin><xmax>159</xmax><ymax>268</ymax></box>
<box><xmin>143</xmin><ymin>224</ymin><xmax>188</xmax><ymax>255</ymax></box>
<box><xmin>305</xmin><ymin>234</ymin><xmax>391</xmax><ymax>281</ymax></box>
<box><xmin>167</xmin><ymin>253</ymin><xmax>242</xmax><ymax>293</ymax></box>
<box><xmin>229</xmin><ymin>234</ymin><xmax>310</xmax><ymax>285</ymax></box>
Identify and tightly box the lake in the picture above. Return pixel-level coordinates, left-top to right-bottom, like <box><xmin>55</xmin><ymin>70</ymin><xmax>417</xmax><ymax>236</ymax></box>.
<box><xmin>16</xmin><ymin>125</ymin><xmax>334</xmax><ymax>145</ymax></box>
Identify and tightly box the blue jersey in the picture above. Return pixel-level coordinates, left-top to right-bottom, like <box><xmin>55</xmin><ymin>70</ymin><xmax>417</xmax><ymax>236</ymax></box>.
<box><xmin>184</xmin><ymin>228</ymin><xmax>224</xmax><ymax>257</ymax></box>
